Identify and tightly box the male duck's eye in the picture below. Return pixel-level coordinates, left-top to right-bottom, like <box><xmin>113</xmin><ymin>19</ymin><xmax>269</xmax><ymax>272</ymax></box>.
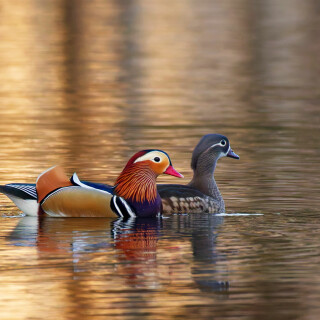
<box><xmin>220</xmin><ymin>140</ymin><xmax>226</xmax><ymax>146</ymax></box>
<box><xmin>154</xmin><ymin>157</ymin><xmax>161</xmax><ymax>162</ymax></box>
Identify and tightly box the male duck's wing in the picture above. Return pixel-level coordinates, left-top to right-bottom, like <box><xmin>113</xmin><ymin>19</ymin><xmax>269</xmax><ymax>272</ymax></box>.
<box><xmin>70</xmin><ymin>174</ymin><xmax>114</xmax><ymax>193</ymax></box>
<box><xmin>41</xmin><ymin>185</ymin><xmax>135</xmax><ymax>218</ymax></box>
<box><xmin>36</xmin><ymin>166</ymin><xmax>73</xmax><ymax>203</ymax></box>
<box><xmin>36</xmin><ymin>167</ymin><xmax>117</xmax><ymax>218</ymax></box>
<box><xmin>41</xmin><ymin>186</ymin><xmax>118</xmax><ymax>218</ymax></box>
<box><xmin>37</xmin><ymin>167</ymin><xmax>134</xmax><ymax>218</ymax></box>
<box><xmin>81</xmin><ymin>181</ymin><xmax>114</xmax><ymax>193</ymax></box>
<box><xmin>0</xmin><ymin>177</ymin><xmax>113</xmax><ymax>202</ymax></box>
<box><xmin>157</xmin><ymin>184</ymin><xmax>220</xmax><ymax>214</ymax></box>
<box><xmin>70</xmin><ymin>173</ymin><xmax>135</xmax><ymax>218</ymax></box>
<box><xmin>0</xmin><ymin>168</ymin><xmax>115</xmax><ymax>217</ymax></box>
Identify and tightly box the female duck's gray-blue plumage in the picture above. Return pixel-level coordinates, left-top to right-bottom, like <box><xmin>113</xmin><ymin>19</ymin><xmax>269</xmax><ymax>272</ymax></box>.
<box><xmin>158</xmin><ymin>134</ymin><xmax>239</xmax><ymax>214</ymax></box>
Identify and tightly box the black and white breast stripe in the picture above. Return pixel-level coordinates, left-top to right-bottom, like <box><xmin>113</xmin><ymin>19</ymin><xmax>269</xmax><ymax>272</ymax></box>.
<box><xmin>6</xmin><ymin>184</ymin><xmax>37</xmax><ymax>199</ymax></box>
<box><xmin>111</xmin><ymin>195</ymin><xmax>136</xmax><ymax>218</ymax></box>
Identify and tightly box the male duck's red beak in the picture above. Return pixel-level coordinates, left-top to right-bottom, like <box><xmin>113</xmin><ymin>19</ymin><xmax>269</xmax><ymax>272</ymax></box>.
<box><xmin>164</xmin><ymin>165</ymin><xmax>184</xmax><ymax>178</ymax></box>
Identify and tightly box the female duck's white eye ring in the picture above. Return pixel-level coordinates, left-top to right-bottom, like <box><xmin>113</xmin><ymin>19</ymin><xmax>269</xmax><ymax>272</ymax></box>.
<box><xmin>154</xmin><ymin>157</ymin><xmax>161</xmax><ymax>162</ymax></box>
<box><xmin>220</xmin><ymin>139</ymin><xmax>226</xmax><ymax>146</ymax></box>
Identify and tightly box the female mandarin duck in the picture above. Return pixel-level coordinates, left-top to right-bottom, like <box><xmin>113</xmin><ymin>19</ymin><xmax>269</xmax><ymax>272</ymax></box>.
<box><xmin>158</xmin><ymin>134</ymin><xmax>239</xmax><ymax>214</ymax></box>
<box><xmin>0</xmin><ymin>150</ymin><xmax>183</xmax><ymax>218</ymax></box>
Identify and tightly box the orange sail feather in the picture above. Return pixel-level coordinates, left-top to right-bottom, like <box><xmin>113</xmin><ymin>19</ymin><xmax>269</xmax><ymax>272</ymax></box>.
<box><xmin>36</xmin><ymin>166</ymin><xmax>73</xmax><ymax>203</ymax></box>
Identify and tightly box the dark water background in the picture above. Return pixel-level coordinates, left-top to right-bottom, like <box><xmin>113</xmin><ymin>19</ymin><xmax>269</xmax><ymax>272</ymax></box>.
<box><xmin>0</xmin><ymin>1</ymin><xmax>319</xmax><ymax>319</ymax></box>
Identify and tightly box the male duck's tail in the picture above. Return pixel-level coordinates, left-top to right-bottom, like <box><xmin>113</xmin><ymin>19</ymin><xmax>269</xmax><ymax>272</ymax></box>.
<box><xmin>0</xmin><ymin>166</ymin><xmax>72</xmax><ymax>216</ymax></box>
<box><xmin>0</xmin><ymin>183</ymin><xmax>38</xmax><ymax>216</ymax></box>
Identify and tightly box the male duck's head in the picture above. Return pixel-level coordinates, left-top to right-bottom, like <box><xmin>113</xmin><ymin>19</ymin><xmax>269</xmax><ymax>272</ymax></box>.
<box><xmin>115</xmin><ymin>149</ymin><xmax>183</xmax><ymax>203</ymax></box>
<box><xmin>191</xmin><ymin>134</ymin><xmax>239</xmax><ymax>171</ymax></box>
<box><xmin>123</xmin><ymin>149</ymin><xmax>183</xmax><ymax>178</ymax></box>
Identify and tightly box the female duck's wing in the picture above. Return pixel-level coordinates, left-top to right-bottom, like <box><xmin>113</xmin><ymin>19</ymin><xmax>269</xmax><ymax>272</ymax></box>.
<box><xmin>157</xmin><ymin>184</ymin><xmax>221</xmax><ymax>214</ymax></box>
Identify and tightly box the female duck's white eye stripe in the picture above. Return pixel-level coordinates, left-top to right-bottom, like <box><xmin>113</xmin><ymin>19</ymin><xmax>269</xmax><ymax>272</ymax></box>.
<box><xmin>208</xmin><ymin>141</ymin><xmax>230</xmax><ymax>157</ymax></box>
<box><xmin>209</xmin><ymin>141</ymin><xmax>228</xmax><ymax>149</ymax></box>
<box><xmin>209</xmin><ymin>142</ymin><xmax>222</xmax><ymax>149</ymax></box>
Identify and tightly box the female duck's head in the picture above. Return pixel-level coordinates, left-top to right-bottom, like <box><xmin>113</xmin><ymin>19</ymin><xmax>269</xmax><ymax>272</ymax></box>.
<box><xmin>191</xmin><ymin>134</ymin><xmax>239</xmax><ymax>173</ymax></box>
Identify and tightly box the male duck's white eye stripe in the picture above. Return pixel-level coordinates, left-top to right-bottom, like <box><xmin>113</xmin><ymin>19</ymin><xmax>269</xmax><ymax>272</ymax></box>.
<box><xmin>134</xmin><ymin>151</ymin><xmax>167</xmax><ymax>164</ymax></box>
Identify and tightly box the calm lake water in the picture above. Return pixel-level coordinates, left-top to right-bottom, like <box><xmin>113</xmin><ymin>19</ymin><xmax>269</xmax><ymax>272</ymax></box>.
<box><xmin>0</xmin><ymin>1</ymin><xmax>320</xmax><ymax>319</ymax></box>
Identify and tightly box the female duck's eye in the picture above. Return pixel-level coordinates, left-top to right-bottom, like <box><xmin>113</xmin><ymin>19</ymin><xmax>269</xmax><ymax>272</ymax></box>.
<box><xmin>154</xmin><ymin>157</ymin><xmax>161</xmax><ymax>162</ymax></box>
<box><xmin>220</xmin><ymin>140</ymin><xmax>226</xmax><ymax>146</ymax></box>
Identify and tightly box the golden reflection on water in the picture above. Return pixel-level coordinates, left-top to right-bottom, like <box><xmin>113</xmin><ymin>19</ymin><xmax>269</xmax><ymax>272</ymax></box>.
<box><xmin>2</xmin><ymin>214</ymin><xmax>320</xmax><ymax>319</ymax></box>
<box><xmin>0</xmin><ymin>0</ymin><xmax>320</xmax><ymax>319</ymax></box>
<box><xmin>0</xmin><ymin>217</ymin><xmax>217</xmax><ymax>319</ymax></box>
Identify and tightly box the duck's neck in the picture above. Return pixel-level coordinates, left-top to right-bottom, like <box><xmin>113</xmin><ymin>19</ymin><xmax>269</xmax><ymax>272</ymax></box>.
<box><xmin>188</xmin><ymin>160</ymin><xmax>223</xmax><ymax>201</ymax></box>
<box><xmin>114</xmin><ymin>163</ymin><xmax>158</xmax><ymax>204</ymax></box>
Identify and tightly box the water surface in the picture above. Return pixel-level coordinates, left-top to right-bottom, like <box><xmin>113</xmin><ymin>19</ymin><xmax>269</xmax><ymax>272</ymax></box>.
<box><xmin>0</xmin><ymin>0</ymin><xmax>319</xmax><ymax>319</ymax></box>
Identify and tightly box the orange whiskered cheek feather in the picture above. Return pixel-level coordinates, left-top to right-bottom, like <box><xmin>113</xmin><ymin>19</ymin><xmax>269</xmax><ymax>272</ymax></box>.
<box><xmin>114</xmin><ymin>162</ymin><xmax>158</xmax><ymax>203</ymax></box>
<box><xmin>148</xmin><ymin>158</ymin><xmax>169</xmax><ymax>175</ymax></box>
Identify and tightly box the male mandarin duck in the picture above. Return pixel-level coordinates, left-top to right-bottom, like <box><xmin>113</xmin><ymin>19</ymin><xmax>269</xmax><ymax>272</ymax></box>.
<box><xmin>157</xmin><ymin>134</ymin><xmax>239</xmax><ymax>214</ymax></box>
<box><xmin>0</xmin><ymin>149</ymin><xmax>183</xmax><ymax>218</ymax></box>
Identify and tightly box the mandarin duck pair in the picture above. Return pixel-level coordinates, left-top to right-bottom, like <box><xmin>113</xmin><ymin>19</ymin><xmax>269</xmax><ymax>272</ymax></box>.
<box><xmin>0</xmin><ymin>134</ymin><xmax>239</xmax><ymax>218</ymax></box>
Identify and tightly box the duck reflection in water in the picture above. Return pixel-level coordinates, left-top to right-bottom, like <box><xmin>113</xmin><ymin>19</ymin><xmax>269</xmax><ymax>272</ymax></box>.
<box><xmin>7</xmin><ymin>215</ymin><xmax>229</xmax><ymax>293</ymax></box>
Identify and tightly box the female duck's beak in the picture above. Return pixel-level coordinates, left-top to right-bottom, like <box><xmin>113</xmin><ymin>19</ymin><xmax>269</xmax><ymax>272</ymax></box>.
<box><xmin>164</xmin><ymin>165</ymin><xmax>184</xmax><ymax>178</ymax></box>
<box><xmin>227</xmin><ymin>148</ymin><xmax>240</xmax><ymax>159</ymax></box>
